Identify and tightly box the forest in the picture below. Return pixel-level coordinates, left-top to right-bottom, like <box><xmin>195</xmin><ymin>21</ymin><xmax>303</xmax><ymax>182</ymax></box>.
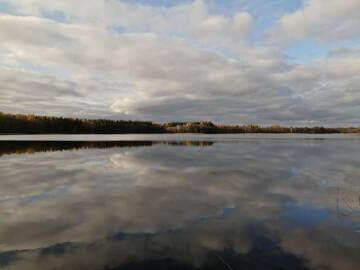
<box><xmin>0</xmin><ymin>112</ymin><xmax>164</xmax><ymax>134</ymax></box>
<box><xmin>1</xmin><ymin>112</ymin><xmax>359</xmax><ymax>134</ymax></box>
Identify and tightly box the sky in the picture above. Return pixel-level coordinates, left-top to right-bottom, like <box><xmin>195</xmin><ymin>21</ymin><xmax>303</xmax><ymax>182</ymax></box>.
<box><xmin>0</xmin><ymin>0</ymin><xmax>359</xmax><ymax>126</ymax></box>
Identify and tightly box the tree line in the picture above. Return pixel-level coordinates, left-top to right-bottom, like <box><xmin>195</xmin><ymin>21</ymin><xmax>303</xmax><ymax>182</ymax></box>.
<box><xmin>0</xmin><ymin>112</ymin><xmax>359</xmax><ymax>134</ymax></box>
<box><xmin>162</xmin><ymin>121</ymin><xmax>360</xmax><ymax>133</ymax></box>
<box><xmin>0</xmin><ymin>112</ymin><xmax>164</xmax><ymax>134</ymax></box>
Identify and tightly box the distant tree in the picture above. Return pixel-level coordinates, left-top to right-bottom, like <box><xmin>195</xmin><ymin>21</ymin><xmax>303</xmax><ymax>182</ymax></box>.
<box><xmin>0</xmin><ymin>112</ymin><xmax>358</xmax><ymax>134</ymax></box>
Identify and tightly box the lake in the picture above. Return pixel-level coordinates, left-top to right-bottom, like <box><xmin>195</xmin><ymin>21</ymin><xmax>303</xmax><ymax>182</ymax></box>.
<box><xmin>0</xmin><ymin>134</ymin><xmax>359</xmax><ymax>270</ymax></box>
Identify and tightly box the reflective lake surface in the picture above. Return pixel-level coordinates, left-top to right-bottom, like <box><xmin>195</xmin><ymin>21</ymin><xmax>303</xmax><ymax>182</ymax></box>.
<box><xmin>0</xmin><ymin>135</ymin><xmax>359</xmax><ymax>270</ymax></box>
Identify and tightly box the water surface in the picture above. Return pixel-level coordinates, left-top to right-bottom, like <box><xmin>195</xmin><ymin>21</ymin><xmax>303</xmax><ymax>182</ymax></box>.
<box><xmin>0</xmin><ymin>135</ymin><xmax>359</xmax><ymax>270</ymax></box>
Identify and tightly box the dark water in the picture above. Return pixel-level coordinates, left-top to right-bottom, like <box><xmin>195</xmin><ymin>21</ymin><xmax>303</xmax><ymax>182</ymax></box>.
<box><xmin>0</xmin><ymin>136</ymin><xmax>359</xmax><ymax>270</ymax></box>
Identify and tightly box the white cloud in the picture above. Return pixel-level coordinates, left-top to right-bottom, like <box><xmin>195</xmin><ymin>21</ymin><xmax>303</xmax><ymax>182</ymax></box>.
<box><xmin>4</xmin><ymin>0</ymin><xmax>253</xmax><ymax>48</ymax></box>
<box><xmin>270</xmin><ymin>0</ymin><xmax>360</xmax><ymax>42</ymax></box>
<box><xmin>0</xmin><ymin>0</ymin><xmax>359</xmax><ymax>125</ymax></box>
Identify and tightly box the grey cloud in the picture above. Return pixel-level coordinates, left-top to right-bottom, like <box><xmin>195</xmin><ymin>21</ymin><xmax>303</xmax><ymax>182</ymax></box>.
<box><xmin>0</xmin><ymin>2</ymin><xmax>359</xmax><ymax>125</ymax></box>
<box><xmin>0</xmin><ymin>68</ymin><xmax>115</xmax><ymax>117</ymax></box>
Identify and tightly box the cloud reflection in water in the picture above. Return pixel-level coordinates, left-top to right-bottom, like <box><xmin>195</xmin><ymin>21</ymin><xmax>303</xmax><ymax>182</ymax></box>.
<box><xmin>0</xmin><ymin>139</ymin><xmax>359</xmax><ymax>270</ymax></box>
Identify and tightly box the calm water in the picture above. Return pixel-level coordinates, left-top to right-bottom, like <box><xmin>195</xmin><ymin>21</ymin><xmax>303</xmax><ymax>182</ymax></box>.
<box><xmin>0</xmin><ymin>135</ymin><xmax>359</xmax><ymax>270</ymax></box>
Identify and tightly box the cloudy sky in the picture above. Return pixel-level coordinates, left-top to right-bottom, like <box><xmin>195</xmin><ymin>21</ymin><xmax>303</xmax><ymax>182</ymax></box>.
<box><xmin>0</xmin><ymin>0</ymin><xmax>359</xmax><ymax>125</ymax></box>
